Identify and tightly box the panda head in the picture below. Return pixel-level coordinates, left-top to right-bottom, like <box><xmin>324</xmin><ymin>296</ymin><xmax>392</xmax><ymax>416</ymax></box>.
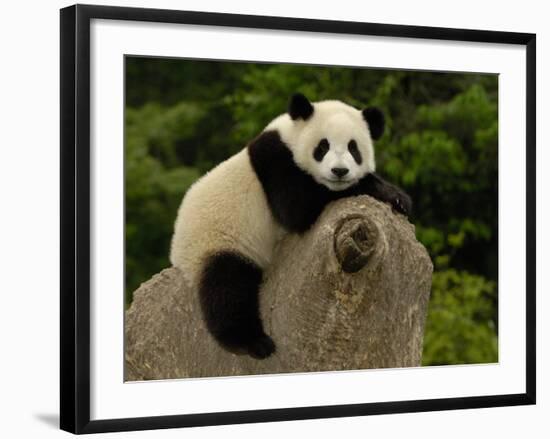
<box><xmin>269</xmin><ymin>93</ymin><xmax>384</xmax><ymax>192</ymax></box>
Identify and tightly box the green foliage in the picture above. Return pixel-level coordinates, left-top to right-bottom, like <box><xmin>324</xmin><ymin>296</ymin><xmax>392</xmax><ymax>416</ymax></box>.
<box><xmin>125</xmin><ymin>104</ymin><xmax>200</xmax><ymax>305</ymax></box>
<box><xmin>383</xmin><ymin>83</ymin><xmax>498</xmax><ymax>279</ymax></box>
<box><xmin>125</xmin><ymin>57</ymin><xmax>499</xmax><ymax>365</ymax></box>
<box><xmin>422</xmin><ymin>270</ymin><xmax>498</xmax><ymax>365</ymax></box>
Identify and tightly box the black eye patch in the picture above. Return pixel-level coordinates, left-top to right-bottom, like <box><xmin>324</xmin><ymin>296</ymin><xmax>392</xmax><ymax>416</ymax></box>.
<box><xmin>313</xmin><ymin>138</ymin><xmax>330</xmax><ymax>162</ymax></box>
<box><xmin>348</xmin><ymin>140</ymin><xmax>362</xmax><ymax>165</ymax></box>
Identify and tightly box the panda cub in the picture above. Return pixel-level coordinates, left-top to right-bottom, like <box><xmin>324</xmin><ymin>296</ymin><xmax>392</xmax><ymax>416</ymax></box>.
<box><xmin>170</xmin><ymin>93</ymin><xmax>411</xmax><ymax>359</ymax></box>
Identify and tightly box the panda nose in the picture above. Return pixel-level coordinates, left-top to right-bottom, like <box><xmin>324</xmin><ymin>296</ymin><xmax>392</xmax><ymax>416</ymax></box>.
<box><xmin>331</xmin><ymin>167</ymin><xmax>349</xmax><ymax>178</ymax></box>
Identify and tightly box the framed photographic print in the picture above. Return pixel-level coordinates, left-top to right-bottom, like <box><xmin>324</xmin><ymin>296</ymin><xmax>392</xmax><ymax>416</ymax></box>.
<box><xmin>60</xmin><ymin>4</ymin><xmax>536</xmax><ymax>434</ymax></box>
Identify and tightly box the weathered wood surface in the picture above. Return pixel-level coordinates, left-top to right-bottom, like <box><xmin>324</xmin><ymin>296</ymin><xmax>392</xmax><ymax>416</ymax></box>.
<box><xmin>125</xmin><ymin>195</ymin><xmax>433</xmax><ymax>380</ymax></box>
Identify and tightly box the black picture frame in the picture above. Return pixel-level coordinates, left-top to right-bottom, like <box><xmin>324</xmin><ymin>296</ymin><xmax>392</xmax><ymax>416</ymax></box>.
<box><xmin>60</xmin><ymin>3</ymin><xmax>536</xmax><ymax>434</ymax></box>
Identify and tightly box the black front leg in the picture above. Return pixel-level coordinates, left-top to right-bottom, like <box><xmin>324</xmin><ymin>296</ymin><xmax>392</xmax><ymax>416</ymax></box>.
<box><xmin>248</xmin><ymin>130</ymin><xmax>331</xmax><ymax>233</ymax></box>
<box><xmin>350</xmin><ymin>173</ymin><xmax>412</xmax><ymax>217</ymax></box>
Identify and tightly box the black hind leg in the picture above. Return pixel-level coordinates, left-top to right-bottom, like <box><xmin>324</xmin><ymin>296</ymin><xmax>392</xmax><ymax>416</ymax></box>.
<box><xmin>198</xmin><ymin>251</ymin><xmax>276</xmax><ymax>359</ymax></box>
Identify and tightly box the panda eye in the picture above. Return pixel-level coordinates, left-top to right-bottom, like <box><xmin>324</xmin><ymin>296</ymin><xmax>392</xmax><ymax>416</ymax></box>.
<box><xmin>348</xmin><ymin>140</ymin><xmax>363</xmax><ymax>165</ymax></box>
<box><xmin>313</xmin><ymin>138</ymin><xmax>330</xmax><ymax>162</ymax></box>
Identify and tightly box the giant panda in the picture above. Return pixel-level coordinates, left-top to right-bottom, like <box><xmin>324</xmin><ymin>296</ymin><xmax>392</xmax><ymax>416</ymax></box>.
<box><xmin>170</xmin><ymin>93</ymin><xmax>411</xmax><ymax>359</ymax></box>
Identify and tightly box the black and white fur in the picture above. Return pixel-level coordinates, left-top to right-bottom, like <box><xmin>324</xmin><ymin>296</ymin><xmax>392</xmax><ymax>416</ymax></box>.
<box><xmin>170</xmin><ymin>94</ymin><xmax>411</xmax><ymax>359</ymax></box>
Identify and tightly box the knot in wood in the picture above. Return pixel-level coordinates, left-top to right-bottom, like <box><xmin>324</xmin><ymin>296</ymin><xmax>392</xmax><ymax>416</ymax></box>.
<box><xmin>333</xmin><ymin>214</ymin><xmax>379</xmax><ymax>273</ymax></box>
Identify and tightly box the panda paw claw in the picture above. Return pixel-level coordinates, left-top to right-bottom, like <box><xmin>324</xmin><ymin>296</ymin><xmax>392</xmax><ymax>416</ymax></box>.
<box><xmin>391</xmin><ymin>192</ymin><xmax>412</xmax><ymax>217</ymax></box>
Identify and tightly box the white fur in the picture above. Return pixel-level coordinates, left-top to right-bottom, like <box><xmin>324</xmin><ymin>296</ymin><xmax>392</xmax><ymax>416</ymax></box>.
<box><xmin>170</xmin><ymin>99</ymin><xmax>376</xmax><ymax>283</ymax></box>
<box><xmin>170</xmin><ymin>149</ymin><xmax>284</xmax><ymax>284</ymax></box>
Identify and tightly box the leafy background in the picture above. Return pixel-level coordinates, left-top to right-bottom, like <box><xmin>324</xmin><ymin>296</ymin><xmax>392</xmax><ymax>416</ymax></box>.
<box><xmin>125</xmin><ymin>56</ymin><xmax>498</xmax><ymax>366</ymax></box>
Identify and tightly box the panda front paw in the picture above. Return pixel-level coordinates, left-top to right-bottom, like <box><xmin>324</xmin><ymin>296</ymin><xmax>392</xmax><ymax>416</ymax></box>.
<box><xmin>391</xmin><ymin>191</ymin><xmax>412</xmax><ymax>217</ymax></box>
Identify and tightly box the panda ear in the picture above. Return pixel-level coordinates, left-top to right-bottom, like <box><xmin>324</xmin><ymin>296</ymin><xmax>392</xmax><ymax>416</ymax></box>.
<box><xmin>288</xmin><ymin>93</ymin><xmax>314</xmax><ymax>121</ymax></box>
<box><xmin>362</xmin><ymin>107</ymin><xmax>385</xmax><ymax>140</ymax></box>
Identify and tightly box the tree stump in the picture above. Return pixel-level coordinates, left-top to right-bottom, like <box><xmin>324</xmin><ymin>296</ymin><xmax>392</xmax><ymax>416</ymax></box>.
<box><xmin>125</xmin><ymin>195</ymin><xmax>433</xmax><ymax>380</ymax></box>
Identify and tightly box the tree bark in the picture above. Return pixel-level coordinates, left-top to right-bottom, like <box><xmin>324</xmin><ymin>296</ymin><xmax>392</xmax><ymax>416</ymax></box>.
<box><xmin>125</xmin><ymin>195</ymin><xmax>433</xmax><ymax>381</ymax></box>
